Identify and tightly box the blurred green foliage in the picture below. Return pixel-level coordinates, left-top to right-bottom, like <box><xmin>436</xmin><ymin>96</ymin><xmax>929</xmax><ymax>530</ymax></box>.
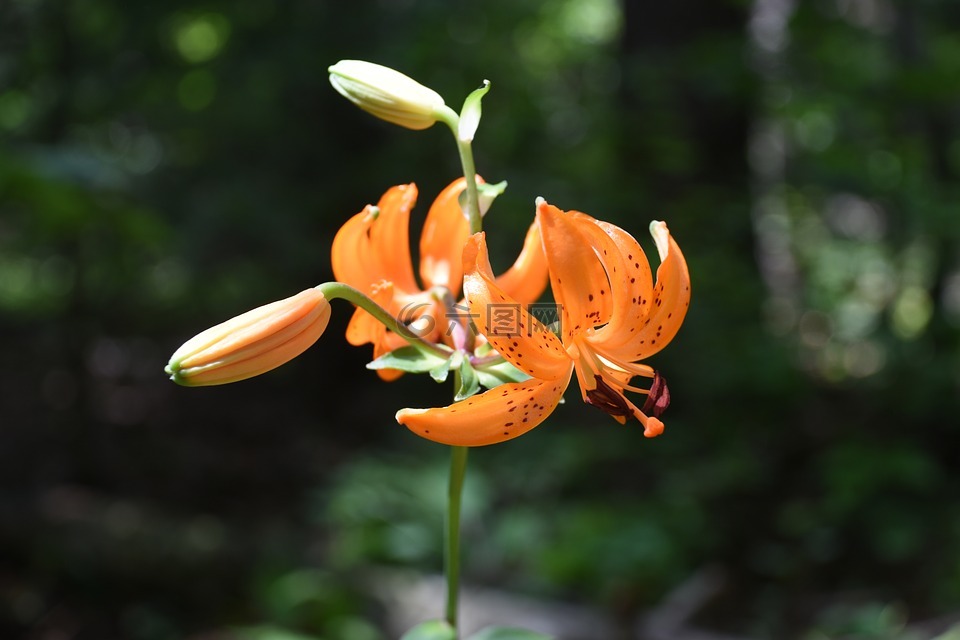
<box><xmin>1</xmin><ymin>0</ymin><xmax>959</xmax><ymax>638</ymax></box>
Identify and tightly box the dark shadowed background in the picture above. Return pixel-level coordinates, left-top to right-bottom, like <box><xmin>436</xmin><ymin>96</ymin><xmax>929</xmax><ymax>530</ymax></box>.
<box><xmin>2</xmin><ymin>0</ymin><xmax>960</xmax><ymax>638</ymax></box>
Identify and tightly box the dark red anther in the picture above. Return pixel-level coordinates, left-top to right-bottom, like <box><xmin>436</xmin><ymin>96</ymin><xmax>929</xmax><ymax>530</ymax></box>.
<box><xmin>641</xmin><ymin>371</ymin><xmax>670</xmax><ymax>417</ymax></box>
<box><xmin>585</xmin><ymin>375</ymin><xmax>633</xmax><ymax>418</ymax></box>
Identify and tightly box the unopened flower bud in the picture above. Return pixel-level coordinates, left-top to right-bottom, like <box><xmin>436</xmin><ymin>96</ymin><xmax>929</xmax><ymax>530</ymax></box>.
<box><xmin>328</xmin><ymin>60</ymin><xmax>447</xmax><ymax>130</ymax></box>
<box><xmin>166</xmin><ymin>288</ymin><xmax>331</xmax><ymax>386</ymax></box>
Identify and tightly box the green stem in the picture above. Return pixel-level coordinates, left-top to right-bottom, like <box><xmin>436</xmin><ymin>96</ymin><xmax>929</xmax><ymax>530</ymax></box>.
<box><xmin>315</xmin><ymin>282</ymin><xmax>452</xmax><ymax>359</ymax></box>
<box><xmin>456</xmin><ymin>137</ymin><xmax>482</xmax><ymax>235</ymax></box>
<box><xmin>436</xmin><ymin>106</ymin><xmax>482</xmax><ymax>235</ymax></box>
<box><xmin>445</xmin><ymin>443</ymin><xmax>469</xmax><ymax>631</ymax></box>
<box><xmin>434</xmin><ymin>94</ymin><xmax>483</xmax><ymax>633</ymax></box>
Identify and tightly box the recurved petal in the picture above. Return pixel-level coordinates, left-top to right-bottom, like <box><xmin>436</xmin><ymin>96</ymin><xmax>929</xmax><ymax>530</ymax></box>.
<box><xmin>396</xmin><ymin>367</ymin><xmax>572</xmax><ymax>446</ymax></box>
<box><xmin>419</xmin><ymin>177</ymin><xmax>476</xmax><ymax>293</ymax></box>
<box><xmin>370</xmin><ymin>184</ymin><xmax>420</xmax><ymax>295</ymax></box>
<box><xmin>331</xmin><ymin>205</ymin><xmax>379</xmax><ymax>290</ymax></box>
<box><xmin>610</xmin><ymin>220</ymin><xmax>691</xmax><ymax>360</ymax></box>
<box><xmin>493</xmin><ymin>219</ymin><xmax>549</xmax><ymax>306</ymax></box>
<box><xmin>345</xmin><ymin>281</ymin><xmax>395</xmax><ymax>346</ymax></box>
<box><xmin>462</xmin><ymin>233</ymin><xmax>571</xmax><ymax>382</ymax></box>
<box><xmin>579</xmin><ymin>218</ymin><xmax>655</xmax><ymax>350</ymax></box>
<box><xmin>535</xmin><ymin>201</ymin><xmax>612</xmax><ymax>343</ymax></box>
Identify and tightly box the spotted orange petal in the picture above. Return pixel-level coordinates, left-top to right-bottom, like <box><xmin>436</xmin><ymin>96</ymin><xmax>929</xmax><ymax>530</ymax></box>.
<box><xmin>577</xmin><ymin>218</ymin><xmax>655</xmax><ymax>352</ymax></box>
<box><xmin>535</xmin><ymin>201</ymin><xmax>612</xmax><ymax>343</ymax></box>
<box><xmin>396</xmin><ymin>368</ymin><xmax>572</xmax><ymax>446</ymax></box>
<box><xmin>462</xmin><ymin>233</ymin><xmax>571</xmax><ymax>382</ymax></box>
<box><xmin>603</xmin><ymin>221</ymin><xmax>690</xmax><ymax>361</ymax></box>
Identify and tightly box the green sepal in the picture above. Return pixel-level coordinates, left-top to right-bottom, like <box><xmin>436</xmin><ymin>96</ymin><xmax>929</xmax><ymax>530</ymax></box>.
<box><xmin>400</xmin><ymin>619</ymin><xmax>457</xmax><ymax>640</ymax></box>
<box><xmin>456</xmin><ymin>357</ymin><xmax>481</xmax><ymax>401</ymax></box>
<box><xmin>475</xmin><ymin>360</ymin><xmax>531</xmax><ymax>390</ymax></box>
<box><xmin>367</xmin><ymin>346</ymin><xmax>448</xmax><ymax>374</ymax></box>
<box><xmin>458</xmin><ymin>180</ymin><xmax>507</xmax><ymax>219</ymax></box>
<box><xmin>475</xmin><ymin>341</ymin><xmax>494</xmax><ymax>357</ymax></box>
<box><xmin>477</xmin><ymin>180</ymin><xmax>507</xmax><ymax>216</ymax></box>
<box><xmin>429</xmin><ymin>357</ymin><xmax>453</xmax><ymax>383</ymax></box>
<box><xmin>458</xmin><ymin>79</ymin><xmax>490</xmax><ymax>142</ymax></box>
<box><xmin>466</xmin><ymin>627</ymin><xmax>553</xmax><ymax>640</ymax></box>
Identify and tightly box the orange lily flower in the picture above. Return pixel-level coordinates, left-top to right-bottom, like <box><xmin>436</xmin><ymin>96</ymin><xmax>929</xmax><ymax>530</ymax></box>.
<box><xmin>397</xmin><ymin>200</ymin><xmax>690</xmax><ymax>446</ymax></box>
<box><xmin>332</xmin><ymin>179</ymin><xmax>548</xmax><ymax>378</ymax></box>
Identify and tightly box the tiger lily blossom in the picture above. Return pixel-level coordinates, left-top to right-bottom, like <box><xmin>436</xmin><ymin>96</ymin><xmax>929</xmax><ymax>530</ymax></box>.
<box><xmin>397</xmin><ymin>200</ymin><xmax>690</xmax><ymax>446</ymax></box>
<box><xmin>332</xmin><ymin>178</ymin><xmax>548</xmax><ymax>378</ymax></box>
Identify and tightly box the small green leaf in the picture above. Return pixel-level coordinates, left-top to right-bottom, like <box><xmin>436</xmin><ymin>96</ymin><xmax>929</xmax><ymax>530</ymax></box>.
<box><xmin>430</xmin><ymin>351</ymin><xmax>462</xmax><ymax>383</ymax></box>
<box><xmin>477</xmin><ymin>180</ymin><xmax>507</xmax><ymax>216</ymax></box>
<box><xmin>400</xmin><ymin>619</ymin><xmax>457</xmax><ymax>640</ymax></box>
<box><xmin>458</xmin><ymin>79</ymin><xmax>490</xmax><ymax>142</ymax></box>
<box><xmin>458</xmin><ymin>179</ymin><xmax>507</xmax><ymax>219</ymax></box>
<box><xmin>475</xmin><ymin>369</ymin><xmax>505</xmax><ymax>390</ymax></box>
<box><xmin>429</xmin><ymin>357</ymin><xmax>453</xmax><ymax>383</ymax></box>
<box><xmin>367</xmin><ymin>346</ymin><xmax>448</xmax><ymax>374</ymax></box>
<box><xmin>456</xmin><ymin>357</ymin><xmax>481</xmax><ymax>400</ymax></box>
<box><xmin>475</xmin><ymin>341</ymin><xmax>494</xmax><ymax>357</ymax></box>
<box><xmin>475</xmin><ymin>359</ymin><xmax>531</xmax><ymax>389</ymax></box>
<box><xmin>467</xmin><ymin>626</ymin><xmax>553</xmax><ymax>640</ymax></box>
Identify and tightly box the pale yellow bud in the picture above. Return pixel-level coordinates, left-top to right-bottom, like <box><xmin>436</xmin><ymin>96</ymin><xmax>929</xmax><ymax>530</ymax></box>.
<box><xmin>166</xmin><ymin>288</ymin><xmax>331</xmax><ymax>386</ymax></box>
<box><xmin>328</xmin><ymin>60</ymin><xmax>447</xmax><ymax>130</ymax></box>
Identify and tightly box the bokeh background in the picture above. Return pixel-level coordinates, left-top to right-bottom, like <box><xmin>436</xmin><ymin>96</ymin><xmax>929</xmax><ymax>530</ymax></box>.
<box><xmin>2</xmin><ymin>0</ymin><xmax>960</xmax><ymax>638</ymax></box>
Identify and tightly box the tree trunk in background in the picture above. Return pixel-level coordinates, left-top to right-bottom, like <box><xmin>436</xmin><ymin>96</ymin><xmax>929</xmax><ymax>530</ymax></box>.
<box><xmin>619</xmin><ymin>0</ymin><xmax>753</xmax><ymax>205</ymax></box>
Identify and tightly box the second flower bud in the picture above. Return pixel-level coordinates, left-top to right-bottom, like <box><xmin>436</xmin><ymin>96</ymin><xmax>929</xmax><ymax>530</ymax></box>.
<box><xmin>328</xmin><ymin>60</ymin><xmax>449</xmax><ymax>131</ymax></box>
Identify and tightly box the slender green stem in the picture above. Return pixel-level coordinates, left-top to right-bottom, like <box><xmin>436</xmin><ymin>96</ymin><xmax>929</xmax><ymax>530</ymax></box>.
<box><xmin>436</xmin><ymin>105</ymin><xmax>482</xmax><ymax>235</ymax></box>
<box><xmin>315</xmin><ymin>282</ymin><xmax>452</xmax><ymax>359</ymax></box>
<box><xmin>456</xmin><ymin>137</ymin><xmax>482</xmax><ymax>235</ymax></box>
<box><xmin>445</xmin><ymin>443</ymin><xmax>469</xmax><ymax>630</ymax></box>
<box><xmin>434</xmin><ymin>93</ymin><xmax>482</xmax><ymax>633</ymax></box>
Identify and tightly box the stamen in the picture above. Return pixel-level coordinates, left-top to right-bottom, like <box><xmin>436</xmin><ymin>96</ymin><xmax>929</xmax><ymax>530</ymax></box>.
<box><xmin>595</xmin><ymin>367</ymin><xmax>648</xmax><ymax>394</ymax></box>
<box><xmin>575</xmin><ymin>338</ymin><xmax>659</xmax><ymax>418</ymax></box>
<box><xmin>588</xmin><ymin>343</ymin><xmax>656</xmax><ymax>377</ymax></box>
<box><xmin>640</xmin><ymin>371</ymin><xmax>670</xmax><ymax>417</ymax></box>
<box><xmin>578</xmin><ymin>340</ymin><xmax>650</xmax><ymax>394</ymax></box>
<box><xmin>584</xmin><ymin>375</ymin><xmax>633</xmax><ymax>418</ymax></box>
<box><xmin>586</xmin><ymin>374</ymin><xmax>664</xmax><ymax>436</ymax></box>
